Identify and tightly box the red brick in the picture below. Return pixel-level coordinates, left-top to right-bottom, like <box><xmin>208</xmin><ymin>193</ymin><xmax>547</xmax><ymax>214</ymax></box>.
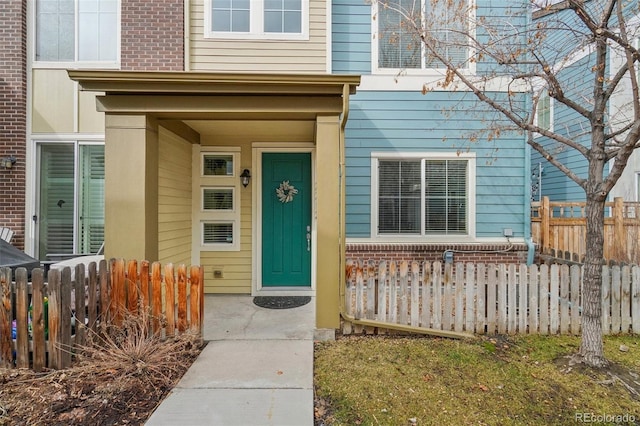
<box><xmin>0</xmin><ymin>0</ymin><xmax>27</xmax><ymax>249</ymax></box>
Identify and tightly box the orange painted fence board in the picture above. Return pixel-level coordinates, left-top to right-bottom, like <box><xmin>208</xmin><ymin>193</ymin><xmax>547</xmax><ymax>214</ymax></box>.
<box><xmin>0</xmin><ymin>259</ymin><xmax>204</xmax><ymax>371</ymax></box>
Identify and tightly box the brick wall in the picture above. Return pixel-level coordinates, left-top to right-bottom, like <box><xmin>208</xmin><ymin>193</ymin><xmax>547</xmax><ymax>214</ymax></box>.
<box><xmin>0</xmin><ymin>0</ymin><xmax>27</xmax><ymax>249</ymax></box>
<box><xmin>346</xmin><ymin>243</ymin><xmax>530</xmax><ymax>265</ymax></box>
<box><xmin>121</xmin><ymin>0</ymin><xmax>184</xmax><ymax>71</ymax></box>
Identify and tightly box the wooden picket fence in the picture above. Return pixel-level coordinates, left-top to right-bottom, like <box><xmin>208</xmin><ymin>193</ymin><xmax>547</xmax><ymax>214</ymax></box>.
<box><xmin>0</xmin><ymin>259</ymin><xmax>204</xmax><ymax>371</ymax></box>
<box><xmin>343</xmin><ymin>260</ymin><xmax>640</xmax><ymax>336</ymax></box>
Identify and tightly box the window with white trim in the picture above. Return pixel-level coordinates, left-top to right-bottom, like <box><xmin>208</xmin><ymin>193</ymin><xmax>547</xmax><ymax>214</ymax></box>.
<box><xmin>534</xmin><ymin>88</ymin><xmax>553</xmax><ymax>137</ymax></box>
<box><xmin>204</xmin><ymin>0</ymin><xmax>308</xmax><ymax>40</ymax></box>
<box><xmin>374</xmin><ymin>0</ymin><xmax>473</xmax><ymax>72</ymax></box>
<box><xmin>197</xmin><ymin>151</ymin><xmax>241</xmax><ymax>251</ymax></box>
<box><xmin>35</xmin><ymin>0</ymin><xmax>119</xmax><ymax>64</ymax></box>
<box><xmin>372</xmin><ymin>153</ymin><xmax>475</xmax><ymax>238</ymax></box>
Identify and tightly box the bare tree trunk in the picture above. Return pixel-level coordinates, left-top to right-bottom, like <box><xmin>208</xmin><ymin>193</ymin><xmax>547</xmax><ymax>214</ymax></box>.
<box><xmin>579</xmin><ymin>194</ymin><xmax>608</xmax><ymax>368</ymax></box>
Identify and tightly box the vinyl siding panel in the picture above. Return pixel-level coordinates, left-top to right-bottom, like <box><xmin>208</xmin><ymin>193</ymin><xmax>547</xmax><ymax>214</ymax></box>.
<box><xmin>189</xmin><ymin>0</ymin><xmax>327</xmax><ymax>73</ymax></box>
<box><xmin>331</xmin><ymin>0</ymin><xmax>370</xmax><ymax>73</ymax></box>
<box><xmin>345</xmin><ymin>90</ymin><xmax>528</xmax><ymax>240</ymax></box>
<box><xmin>158</xmin><ymin>128</ymin><xmax>192</xmax><ymax>266</ymax></box>
<box><xmin>31</xmin><ymin>69</ymin><xmax>76</xmax><ymax>134</ymax></box>
<box><xmin>31</xmin><ymin>69</ymin><xmax>105</xmax><ymax>134</ymax></box>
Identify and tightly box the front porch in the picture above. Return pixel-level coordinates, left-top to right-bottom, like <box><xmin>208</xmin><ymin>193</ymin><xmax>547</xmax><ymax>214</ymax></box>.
<box><xmin>68</xmin><ymin>71</ymin><xmax>360</xmax><ymax>329</ymax></box>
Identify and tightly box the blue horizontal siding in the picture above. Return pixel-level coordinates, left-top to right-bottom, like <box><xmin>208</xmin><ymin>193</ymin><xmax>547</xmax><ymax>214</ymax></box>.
<box><xmin>332</xmin><ymin>0</ymin><xmax>529</xmax><ymax>75</ymax></box>
<box><xmin>345</xmin><ymin>90</ymin><xmax>528</xmax><ymax>239</ymax></box>
<box><xmin>332</xmin><ymin>0</ymin><xmax>370</xmax><ymax>74</ymax></box>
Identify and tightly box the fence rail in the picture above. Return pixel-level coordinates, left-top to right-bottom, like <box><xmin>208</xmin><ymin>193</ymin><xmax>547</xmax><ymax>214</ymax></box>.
<box><xmin>0</xmin><ymin>259</ymin><xmax>204</xmax><ymax>371</ymax></box>
<box><xmin>531</xmin><ymin>196</ymin><xmax>640</xmax><ymax>264</ymax></box>
<box><xmin>343</xmin><ymin>259</ymin><xmax>640</xmax><ymax>336</ymax></box>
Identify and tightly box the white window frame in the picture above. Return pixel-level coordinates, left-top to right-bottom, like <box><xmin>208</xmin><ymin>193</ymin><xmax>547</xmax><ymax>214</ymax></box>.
<box><xmin>194</xmin><ymin>148</ymin><xmax>242</xmax><ymax>251</ymax></box>
<box><xmin>533</xmin><ymin>87</ymin><xmax>554</xmax><ymax>138</ymax></box>
<box><xmin>203</xmin><ymin>0</ymin><xmax>309</xmax><ymax>41</ymax></box>
<box><xmin>371</xmin><ymin>152</ymin><xmax>476</xmax><ymax>242</ymax></box>
<box><xmin>371</xmin><ymin>0</ymin><xmax>476</xmax><ymax>76</ymax></box>
<box><xmin>31</xmin><ymin>0</ymin><xmax>121</xmax><ymax>69</ymax></box>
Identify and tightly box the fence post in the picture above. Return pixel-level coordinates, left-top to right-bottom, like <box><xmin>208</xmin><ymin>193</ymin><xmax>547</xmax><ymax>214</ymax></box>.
<box><xmin>0</xmin><ymin>267</ymin><xmax>11</xmax><ymax>368</ymax></box>
<box><xmin>614</xmin><ymin>197</ymin><xmax>626</xmax><ymax>261</ymax></box>
<box><xmin>48</xmin><ymin>269</ymin><xmax>61</xmax><ymax>369</ymax></box>
<box><xmin>60</xmin><ymin>267</ymin><xmax>72</xmax><ymax>368</ymax></box>
<box><xmin>151</xmin><ymin>262</ymin><xmax>162</xmax><ymax>335</ymax></box>
<box><xmin>541</xmin><ymin>196</ymin><xmax>550</xmax><ymax>253</ymax></box>
<box><xmin>75</xmin><ymin>263</ymin><xmax>86</xmax><ymax>347</ymax></box>
<box><xmin>127</xmin><ymin>260</ymin><xmax>139</xmax><ymax>315</ymax></box>
<box><xmin>15</xmin><ymin>268</ymin><xmax>29</xmax><ymax>368</ymax></box>
<box><xmin>32</xmin><ymin>269</ymin><xmax>46</xmax><ymax>372</ymax></box>
<box><xmin>177</xmin><ymin>265</ymin><xmax>188</xmax><ymax>333</ymax></box>
<box><xmin>189</xmin><ymin>265</ymin><xmax>203</xmax><ymax>334</ymax></box>
<box><xmin>165</xmin><ymin>264</ymin><xmax>176</xmax><ymax>336</ymax></box>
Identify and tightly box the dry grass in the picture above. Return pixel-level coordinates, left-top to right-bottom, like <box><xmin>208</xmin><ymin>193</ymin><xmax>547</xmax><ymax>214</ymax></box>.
<box><xmin>314</xmin><ymin>334</ymin><xmax>640</xmax><ymax>425</ymax></box>
<box><xmin>0</xmin><ymin>310</ymin><xmax>203</xmax><ymax>425</ymax></box>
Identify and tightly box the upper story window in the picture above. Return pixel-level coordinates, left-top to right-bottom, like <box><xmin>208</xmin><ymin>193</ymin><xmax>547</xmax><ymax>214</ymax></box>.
<box><xmin>374</xmin><ymin>0</ymin><xmax>472</xmax><ymax>73</ymax></box>
<box><xmin>35</xmin><ymin>0</ymin><xmax>119</xmax><ymax>65</ymax></box>
<box><xmin>534</xmin><ymin>88</ymin><xmax>553</xmax><ymax>137</ymax></box>
<box><xmin>371</xmin><ymin>153</ymin><xmax>476</xmax><ymax>239</ymax></box>
<box><xmin>205</xmin><ymin>0</ymin><xmax>308</xmax><ymax>40</ymax></box>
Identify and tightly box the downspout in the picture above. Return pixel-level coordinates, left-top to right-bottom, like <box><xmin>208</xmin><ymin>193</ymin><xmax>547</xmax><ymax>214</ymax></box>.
<box><xmin>183</xmin><ymin>0</ymin><xmax>190</xmax><ymax>71</ymax></box>
<box><xmin>525</xmin><ymin>117</ymin><xmax>535</xmax><ymax>265</ymax></box>
<box><xmin>336</xmin><ymin>85</ymin><xmax>472</xmax><ymax>340</ymax></box>
<box><xmin>338</xmin><ymin>83</ymin><xmax>349</xmax><ymax>327</ymax></box>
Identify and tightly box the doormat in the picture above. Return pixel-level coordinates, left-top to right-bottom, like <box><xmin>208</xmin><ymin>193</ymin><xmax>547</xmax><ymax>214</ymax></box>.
<box><xmin>253</xmin><ymin>296</ymin><xmax>311</xmax><ymax>310</ymax></box>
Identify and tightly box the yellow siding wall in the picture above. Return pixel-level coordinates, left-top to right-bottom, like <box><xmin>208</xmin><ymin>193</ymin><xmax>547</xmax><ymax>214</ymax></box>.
<box><xmin>199</xmin><ymin>140</ymin><xmax>253</xmax><ymax>293</ymax></box>
<box><xmin>189</xmin><ymin>0</ymin><xmax>327</xmax><ymax>73</ymax></box>
<box><xmin>31</xmin><ymin>69</ymin><xmax>104</xmax><ymax>134</ymax></box>
<box><xmin>158</xmin><ymin>127</ymin><xmax>193</xmax><ymax>266</ymax></box>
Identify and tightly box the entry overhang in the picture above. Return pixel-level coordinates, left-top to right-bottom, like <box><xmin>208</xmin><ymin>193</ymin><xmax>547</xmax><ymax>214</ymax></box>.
<box><xmin>68</xmin><ymin>70</ymin><xmax>360</xmax><ymax>97</ymax></box>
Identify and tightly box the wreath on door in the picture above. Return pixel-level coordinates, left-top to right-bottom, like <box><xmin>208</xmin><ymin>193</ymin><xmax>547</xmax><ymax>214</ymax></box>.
<box><xmin>276</xmin><ymin>180</ymin><xmax>298</xmax><ymax>203</ymax></box>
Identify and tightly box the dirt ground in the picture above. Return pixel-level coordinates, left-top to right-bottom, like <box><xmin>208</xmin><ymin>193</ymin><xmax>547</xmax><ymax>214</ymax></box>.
<box><xmin>1</xmin><ymin>346</ymin><xmax>330</xmax><ymax>426</ymax></box>
<box><xmin>0</xmin><ymin>323</ymin><xmax>203</xmax><ymax>425</ymax></box>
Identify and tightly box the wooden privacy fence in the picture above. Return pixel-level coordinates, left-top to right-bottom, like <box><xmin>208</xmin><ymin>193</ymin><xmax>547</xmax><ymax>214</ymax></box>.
<box><xmin>0</xmin><ymin>259</ymin><xmax>204</xmax><ymax>371</ymax></box>
<box><xmin>531</xmin><ymin>196</ymin><xmax>640</xmax><ymax>264</ymax></box>
<box><xmin>343</xmin><ymin>260</ymin><xmax>640</xmax><ymax>336</ymax></box>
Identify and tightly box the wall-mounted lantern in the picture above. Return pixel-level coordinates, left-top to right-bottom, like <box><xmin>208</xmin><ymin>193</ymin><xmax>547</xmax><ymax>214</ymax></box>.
<box><xmin>240</xmin><ymin>169</ymin><xmax>251</xmax><ymax>187</ymax></box>
<box><xmin>0</xmin><ymin>156</ymin><xmax>17</xmax><ymax>170</ymax></box>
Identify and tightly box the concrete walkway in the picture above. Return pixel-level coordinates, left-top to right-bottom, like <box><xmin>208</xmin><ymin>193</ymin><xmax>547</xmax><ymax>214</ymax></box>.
<box><xmin>145</xmin><ymin>295</ymin><xmax>315</xmax><ymax>426</ymax></box>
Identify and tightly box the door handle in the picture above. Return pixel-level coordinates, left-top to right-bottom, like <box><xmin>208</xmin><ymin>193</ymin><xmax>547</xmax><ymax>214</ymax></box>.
<box><xmin>306</xmin><ymin>225</ymin><xmax>311</xmax><ymax>252</ymax></box>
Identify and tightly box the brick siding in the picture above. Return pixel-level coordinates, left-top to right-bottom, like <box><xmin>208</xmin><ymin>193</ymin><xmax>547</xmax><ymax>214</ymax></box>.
<box><xmin>121</xmin><ymin>0</ymin><xmax>184</xmax><ymax>71</ymax></box>
<box><xmin>346</xmin><ymin>243</ymin><xmax>530</xmax><ymax>265</ymax></box>
<box><xmin>0</xmin><ymin>0</ymin><xmax>27</xmax><ymax>249</ymax></box>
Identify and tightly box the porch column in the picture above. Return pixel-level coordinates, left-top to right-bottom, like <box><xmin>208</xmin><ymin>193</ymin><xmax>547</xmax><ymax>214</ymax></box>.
<box><xmin>103</xmin><ymin>114</ymin><xmax>159</xmax><ymax>261</ymax></box>
<box><xmin>315</xmin><ymin>115</ymin><xmax>342</xmax><ymax>329</ymax></box>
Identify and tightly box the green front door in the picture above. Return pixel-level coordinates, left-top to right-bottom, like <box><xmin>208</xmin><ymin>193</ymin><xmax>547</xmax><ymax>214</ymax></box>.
<box><xmin>262</xmin><ymin>153</ymin><xmax>312</xmax><ymax>287</ymax></box>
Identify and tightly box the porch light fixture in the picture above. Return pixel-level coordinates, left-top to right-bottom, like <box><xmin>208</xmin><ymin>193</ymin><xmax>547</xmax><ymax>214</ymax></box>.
<box><xmin>0</xmin><ymin>156</ymin><xmax>16</xmax><ymax>170</ymax></box>
<box><xmin>240</xmin><ymin>169</ymin><xmax>251</xmax><ymax>187</ymax></box>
